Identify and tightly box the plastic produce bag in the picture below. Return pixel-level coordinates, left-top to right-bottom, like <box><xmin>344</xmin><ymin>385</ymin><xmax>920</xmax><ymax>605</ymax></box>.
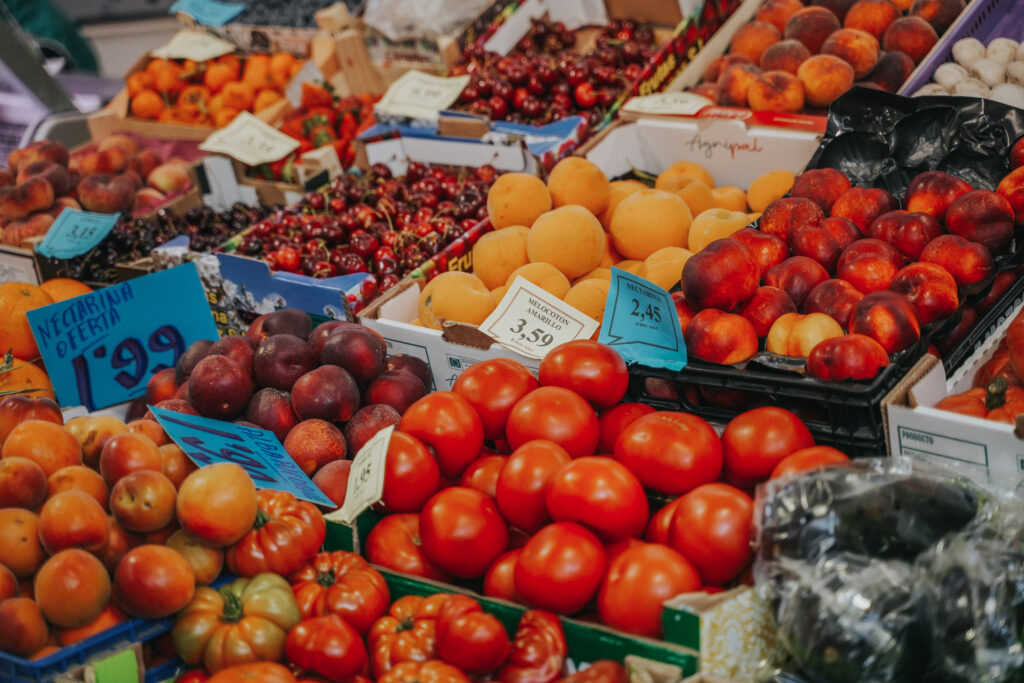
<box><xmin>363</xmin><ymin>0</ymin><xmax>492</xmax><ymax>42</ymax></box>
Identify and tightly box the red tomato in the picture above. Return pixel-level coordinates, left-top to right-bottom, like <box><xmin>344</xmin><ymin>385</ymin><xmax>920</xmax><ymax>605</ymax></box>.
<box><xmin>289</xmin><ymin>551</ymin><xmax>390</xmax><ymax>635</ymax></box>
<box><xmin>365</xmin><ymin>514</ymin><xmax>452</xmax><ymax>582</ymax></box>
<box><xmin>668</xmin><ymin>483</ymin><xmax>753</xmax><ymax>586</ymax></box>
<box><xmin>538</xmin><ymin>341</ymin><xmax>629</xmax><ymax>410</ymax></box>
<box><xmin>460</xmin><ymin>455</ymin><xmax>508</xmax><ymax>499</ymax></box>
<box><xmin>770</xmin><ymin>446</ymin><xmax>849</xmax><ymax>479</ymax></box>
<box><xmin>613</xmin><ymin>412</ymin><xmax>722</xmax><ymax>495</ymax></box>
<box><xmin>483</xmin><ymin>549</ymin><xmax>521</xmax><ymax>602</ymax></box>
<box><xmin>545</xmin><ymin>457</ymin><xmax>649</xmax><ymax>542</ymax></box>
<box><xmin>514</xmin><ymin>522</ymin><xmax>606</xmax><ymax>614</ymax></box>
<box><xmin>436</xmin><ymin>596</ymin><xmax>510</xmax><ymax>674</ymax></box>
<box><xmin>381</xmin><ymin>431</ymin><xmax>442</xmax><ymax>513</ymax></box>
<box><xmin>597</xmin><ymin>543</ymin><xmax>701</xmax><ymax>637</ymax></box>
<box><xmin>506</xmin><ymin>387</ymin><xmax>599</xmax><ymax>459</ymax></box>
<box><xmin>722</xmin><ymin>407</ymin><xmax>814</xmax><ymax>487</ymax></box>
<box><xmin>604</xmin><ymin>538</ymin><xmax>644</xmax><ymax>565</ymax></box>
<box><xmin>399</xmin><ymin>392</ymin><xmax>484</xmax><ymax>478</ymax></box>
<box><xmin>284</xmin><ymin>614</ymin><xmax>368</xmax><ymax>683</ymax></box>
<box><xmin>644</xmin><ymin>498</ymin><xmax>683</xmax><ymax>544</ymax></box>
<box><xmin>498</xmin><ymin>610</ymin><xmax>566</xmax><ymax>683</ymax></box>
<box><xmin>452</xmin><ymin>359</ymin><xmax>539</xmax><ymax>440</ymax></box>
<box><xmin>419</xmin><ymin>487</ymin><xmax>509</xmax><ymax>579</ymax></box>
<box><xmin>495</xmin><ymin>440</ymin><xmax>572</xmax><ymax>533</ymax></box>
<box><xmin>597</xmin><ymin>403</ymin><xmax>655</xmax><ymax>453</ymax></box>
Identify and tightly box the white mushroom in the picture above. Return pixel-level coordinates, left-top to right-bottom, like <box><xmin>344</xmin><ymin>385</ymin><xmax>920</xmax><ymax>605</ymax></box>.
<box><xmin>915</xmin><ymin>83</ymin><xmax>952</xmax><ymax>96</ymax></box>
<box><xmin>934</xmin><ymin>62</ymin><xmax>968</xmax><ymax>91</ymax></box>
<box><xmin>954</xmin><ymin>79</ymin><xmax>990</xmax><ymax>96</ymax></box>
<box><xmin>970</xmin><ymin>58</ymin><xmax>1006</xmax><ymax>87</ymax></box>
<box><xmin>953</xmin><ymin>38</ymin><xmax>987</xmax><ymax>68</ymax></box>
<box><xmin>1017</xmin><ymin>42</ymin><xmax>1024</xmax><ymax>61</ymax></box>
<box><xmin>986</xmin><ymin>38</ymin><xmax>1020</xmax><ymax>65</ymax></box>
<box><xmin>1008</xmin><ymin>61</ymin><xmax>1024</xmax><ymax>86</ymax></box>
<box><xmin>989</xmin><ymin>83</ymin><xmax>1024</xmax><ymax>108</ymax></box>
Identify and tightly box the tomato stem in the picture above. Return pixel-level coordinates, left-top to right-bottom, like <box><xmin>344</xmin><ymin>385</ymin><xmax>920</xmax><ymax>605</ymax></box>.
<box><xmin>252</xmin><ymin>508</ymin><xmax>270</xmax><ymax>530</ymax></box>
<box><xmin>220</xmin><ymin>588</ymin><xmax>243</xmax><ymax>623</ymax></box>
<box><xmin>987</xmin><ymin>376</ymin><xmax>1008</xmax><ymax>411</ymax></box>
<box><xmin>316</xmin><ymin>568</ymin><xmax>337</xmax><ymax>588</ymax></box>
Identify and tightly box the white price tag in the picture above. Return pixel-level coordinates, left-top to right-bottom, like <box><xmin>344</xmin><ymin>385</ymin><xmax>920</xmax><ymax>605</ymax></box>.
<box><xmin>375</xmin><ymin>70</ymin><xmax>471</xmax><ymax>122</ymax></box>
<box><xmin>152</xmin><ymin>29</ymin><xmax>237</xmax><ymax>62</ymax></box>
<box><xmin>479</xmin><ymin>276</ymin><xmax>599</xmax><ymax>360</ymax></box>
<box><xmin>334</xmin><ymin>425</ymin><xmax>393</xmax><ymax>524</ymax></box>
<box><xmin>286</xmin><ymin>60</ymin><xmax>325</xmax><ymax>107</ymax></box>
<box><xmin>199</xmin><ymin>111</ymin><xmax>300</xmax><ymax>166</ymax></box>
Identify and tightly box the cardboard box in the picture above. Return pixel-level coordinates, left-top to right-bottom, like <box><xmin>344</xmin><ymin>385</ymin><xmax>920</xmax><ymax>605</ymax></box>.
<box><xmin>885</xmin><ymin>298</ymin><xmax>1024</xmax><ymax>493</ymax></box>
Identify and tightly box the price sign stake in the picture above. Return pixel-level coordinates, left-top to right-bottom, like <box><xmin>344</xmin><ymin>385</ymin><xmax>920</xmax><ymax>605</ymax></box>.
<box><xmin>598</xmin><ymin>267</ymin><xmax>687</xmax><ymax>371</ymax></box>
<box><xmin>26</xmin><ymin>263</ymin><xmax>219</xmax><ymax>411</ymax></box>
<box><xmin>478</xmin><ymin>276</ymin><xmax>599</xmax><ymax>360</ymax></box>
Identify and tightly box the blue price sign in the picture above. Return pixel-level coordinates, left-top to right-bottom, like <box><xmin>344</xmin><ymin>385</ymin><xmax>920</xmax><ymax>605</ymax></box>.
<box><xmin>169</xmin><ymin>0</ymin><xmax>245</xmax><ymax>26</ymax></box>
<box><xmin>26</xmin><ymin>263</ymin><xmax>218</xmax><ymax>411</ymax></box>
<box><xmin>598</xmin><ymin>267</ymin><xmax>687</xmax><ymax>371</ymax></box>
<box><xmin>150</xmin><ymin>407</ymin><xmax>334</xmax><ymax>507</ymax></box>
<box><xmin>35</xmin><ymin>208</ymin><xmax>118</xmax><ymax>259</ymax></box>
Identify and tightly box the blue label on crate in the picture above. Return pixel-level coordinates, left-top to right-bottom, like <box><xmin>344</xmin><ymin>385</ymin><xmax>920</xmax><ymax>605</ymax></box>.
<box><xmin>34</xmin><ymin>208</ymin><xmax>118</xmax><ymax>259</ymax></box>
<box><xmin>26</xmin><ymin>263</ymin><xmax>219</xmax><ymax>411</ymax></box>
<box><xmin>598</xmin><ymin>267</ymin><xmax>687</xmax><ymax>371</ymax></box>
<box><xmin>151</xmin><ymin>407</ymin><xmax>335</xmax><ymax>507</ymax></box>
<box><xmin>169</xmin><ymin>0</ymin><xmax>245</xmax><ymax>26</ymax></box>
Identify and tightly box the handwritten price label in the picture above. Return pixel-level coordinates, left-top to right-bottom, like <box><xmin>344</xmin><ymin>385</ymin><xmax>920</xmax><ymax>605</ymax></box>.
<box><xmin>479</xmin><ymin>276</ymin><xmax>599</xmax><ymax>360</ymax></box>
<box><xmin>169</xmin><ymin>0</ymin><xmax>245</xmax><ymax>26</ymax></box>
<box><xmin>200</xmin><ymin>111</ymin><xmax>300</xmax><ymax>166</ymax></box>
<box><xmin>151</xmin><ymin>407</ymin><xmax>334</xmax><ymax>506</ymax></box>
<box><xmin>376</xmin><ymin>70</ymin><xmax>471</xmax><ymax>121</ymax></box>
<box><xmin>598</xmin><ymin>267</ymin><xmax>686</xmax><ymax>371</ymax></box>
<box><xmin>35</xmin><ymin>208</ymin><xmax>118</xmax><ymax>259</ymax></box>
<box><xmin>152</xmin><ymin>29</ymin><xmax>237</xmax><ymax>61</ymax></box>
<box><xmin>331</xmin><ymin>425</ymin><xmax>393</xmax><ymax>523</ymax></box>
<box><xmin>26</xmin><ymin>263</ymin><xmax>219</xmax><ymax>410</ymax></box>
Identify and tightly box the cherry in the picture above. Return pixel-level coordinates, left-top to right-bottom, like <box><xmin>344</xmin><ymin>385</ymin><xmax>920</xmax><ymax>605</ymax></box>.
<box><xmin>574</xmin><ymin>82</ymin><xmax>597</xmax><ymax>108</ymax></box>
<box><xmin>489</xmin><ymin>96</ymin><xmax>509</xmax><ymax>119</ymax></box>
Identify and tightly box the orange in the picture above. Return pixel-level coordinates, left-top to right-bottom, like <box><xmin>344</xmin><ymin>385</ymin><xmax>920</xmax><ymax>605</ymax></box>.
<box><xmin>203</xmin><ymin>63</ymin><xmax>236</xmax><ymax>94</ymax></box>
<box><xmin>0</xmin><ymin>282</ymin><xmax>53</xmax><ymax>359</ymax></box>
<box><xmin>254</xmin><ymin>89</ymin><xmax>283</xmax><ymax>112</ymax></box>
<box><xmin>130</xmin><ymin>89</ymin><xmax>164</xmax><ymax>120</ymax></box>
<box><xmin>0</xmin><ymin>357</ymin><xmax>54</xmax><ymax>401</ymax></box>
<box><xmin>39</xmin><ymin>278</ymin><xmax>92</xmax><ymax>302</ymax></box>
<box><xmin>222</xmin><ymin>82</ymin><xmax>255</xmax><ymax>112</ymax></box>
<box><xmin>268</xmin><ymin>52</ymin><xmax>297</xmax><ymax>88</ymax></box>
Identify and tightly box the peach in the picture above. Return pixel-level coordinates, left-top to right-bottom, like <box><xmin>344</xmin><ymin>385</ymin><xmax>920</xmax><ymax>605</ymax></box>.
<box><xmin>564</xmin><ymin>279</ymin><xmax>610</xmax><ymax>320</ymax></box>
<box><xmin>838</xmin><ymin>237</ymin><xmax>904</xmax><ymax>271</ymax></box>
<box><xmin>506</xmin><ymin>262</ymin><xmax>571</xmax><ymax>298</ymax></box>
<box><xmin>785</xmin><ymin>7</ymin><xmax>842</xmax><ymax>53</ymax></box>
<box><xmin>133</xmin><ymin>188</ymin><xmax>166</xmax><ymax>215</ymax></box>
<box><xmin>8</xmin><ymin>141</ymin><xmax>68</xmax><ymax>173</ymax></box>
<box><xmin>684</xmin><ymin>310</ymin><xmax>759</xmax><ymax>364</ymax></box>
<box><xmin>610</xmin><ymin>189</ymin><xmax>693</xmax><ymax>260</ymax></box>
<box><xmin>880</xmin><ymin>211</ymin><xmax>942</xmax><ymax>259</ymax></box>
<box><xmin>418</xmin><ymin>271</ymin><xmax>495</xmax><ymax>328</ymax></box>
<box><xmin>656</xmin><ymin>161</ymin><xmax>715</xmax><ymax>190</ymax></box>
<box><xmin>672</xmin><ymin>292</ymin><xmax>697</xmax><ymax>336</ymax></box>
<box><xmin>821</xmin><ymin>28</ymin><xmax>880</xmax><ymax>80</ymax></box>
<box><xmin>812</xmin><ymin>0</ymin><xmax>861</xmax><ymax>22</ymax></box>
<box><xmin>528</xmin><ymin>205</ymin><xmax>606</xmax><ymax>280</ymax></box>
<box><xmin>797</xmin><ymin>54</ymin><xmax>856</xmax><ymax>108</ymax></box>
<box><xmin>711</xmin><ymin>186</ymin><xmax>748</xmax><ymax>212</ymax></box>
<box><xmin>996</xmin><ymin>166</ymin><xmax>1024</xmax><ymax>226</ymax></box>
<box><xmin>733</xmin><ymin>286</ymin><xmax>797</xmax><ymax>336</ymax></box>
<box><xmin>487</xmin><ymin>173</ymin><xmax>552</xmax><ymax>229</ymax></box>
<box><xmin>689</xmin><ymin>209</ymin><xmax>751</xmax><ymax>251</ymax></box>
<box><xmin>670</xmin><ymin>177</ymin><xmax>714</xmax><ymax>217</ymax></box>
<box><xmin>760</xmin><ymin>40</ymin><xmax>813</xmax><ymax>74</ymax></box>
<box><xmin>732</xmin><ymin>227</ymin><xmax>789</xmax><ymax>278</ymax></box>
<box><xmin>77</xmin><ymin>174</ymin><xmax>135</xmax><ymax>214</ymax></box>
<box><xmin>766</xmin><ymin>256</ymin><xmax>831</xmax><ymax>308</ymax></box>
<box><xmin>766</xmin><ymin>312</ymin><xmax>845</xmax><ymax>356</ymax></box>
<box><xmin>599</xmin><ymin>180</ymin><xmax>646</xmax><ymax>230</ymax></box>
<box><xmin>748</xmin><ymin>70</ymin><xmax>806</xmax><ymax>112</ymax></box>
<box><xmin>830</xmin><ymin>187</ymin><xmax>897</xmax><ymax>231</ymax></box>
<box><xmin>910</xmin><ymin>0</ymin><xmax>965</xmax><ymax>33</ymax></box>
<box><xmin>134</xmin><ymin>149</ymin><xmax>161</xmax><ymax>179</ymax></box>
<box><xmin>843</xmin><ymin>0</ymin><xmax>901</xmax><ymax>40</ymax></box>
<box><xmin>807</xmin><ymin>334</ymin><xmax>890</xmax><ymax>380</ymax></box>
<box><xmin>693</xmin><ymin>83</ymin><xmax>719</xmax><ymax>102</ymax></box>
<box><xmin>681</xmin><ymin>238</ymin><xmax>760</xmax><ymax>310</ymax></box>
<box><xmin>747</xmin><ymin>170</ymin><xmax>796</xmax><ymax>213</ymax></box>
<box><xmin>849</xmin><ymin>290</ymin><xmax>921</xmax><ymax>353</ymax></box>
<box><xmin>0</xmin><ymin>178</ymin><xmax>54</xmax><ymax>221</ymax></box>
<box><xmin>944</xmin><ymin>189</ymin><xmax>1016</xmax><ymax>254</ymax></box>
<box><xmin>715</xmin><ymin>63</ymin><xmax>763</xmax><ymax>107</ymax></box>
<box><xmin>791</xmin><ymin>225</ymin><xmax>844</xmax><ymax>272</ymax></box>
<box><xmin>821</xmin><ymin>216</ymin><xmax>863</xmax><ymax>248</ymax></box>
<box><xmin>918</xmin><ymin>234</ymin><xmax>993</xmax><ymax>287</ymax></box>
<box><xmin>73</xmin><ymin>147</ymin><xmax>130</xmax><ymax>176</ymax></box>
<box><xmin>98</xmin><ymin>135</ymin><xmax>140</xmax><ymax>155</ymax></box>
<box><xmin>147</xmin><ymin>163</ymin><xmax>192</xmax><ymax>194</ymax></box>
<box><xmin>803</xmin><ymin>278</ymin><xmax>864</xmax><ymax>327</ymax></box>
<box><xmin>546</xmin><ymin>157</ymin><xmax>610</xmax><ymax>216</ymax></box>
<box><xmin>759</xmin><ymin>197</ymin><xmax>826</xmax><ymax>242</ymax></box>
<box><xmin>867</xmin><ymin>51</ymin><xmax>915</xmax><ymax>91</ymax></box>
<box><xmin>473</xmin><ymin>227</ymin><xmax>528</xmax><ymax>290</ymax></box>
<box><xmin>839</xmin><ymin>253</ymin><xmax>899</xmax><ymax>293</ymax></box>
<box><xmin>888</xmin><ymin>262</ymin><xmax>958</xmax><ymax>324</ymax></box>
<box><xmin>906</xmin><ymin>170</ymin><xmax>972</xmax><ymax>220</ymax></box>
<box><xmin>704</xmin><ymin>54</ymin><xmax>754</xmax><ymax>83</ymax></box>
<box><xmin>730</xmin><ymin>22</ymin><xmax>783</xmax><ymax>63</ymax></box>
<box><xmin>0</xmin><ymin>167</ymin><xmax>12</xmax><ymax>187</ymax></box>
<box><xmin>757</xmin><ymin>0</ymin><xmax>806</xmax><ymax>32</ymax></box>
<box><xmin>882</xmin><ymin>16</ymin><xmax>938</xmax><ymax>63</ymax></box>
<box><xmin>1008</xmin><ymin>137</ymin><xmax>1024</xmax><ymax>170</ymax></box>
<box><xmin>16</xmin><ymin>162</ymin><xmax>71</xmax><ymax>197</ymax></box>
<box><xmin>790</xmin><ymin>168</ymin><xmax>852</xmax><ymax>213</ymax></box>
<box><xmin>2</xmin><ymin>213</ymin><xmax>54</xmax><ymax>246</ymax></box>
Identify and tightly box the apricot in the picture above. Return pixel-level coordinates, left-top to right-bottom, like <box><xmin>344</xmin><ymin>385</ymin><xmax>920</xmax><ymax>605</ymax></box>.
<box><xmin>882</xmin><ymin>16</ymin><xmax>938</xmax><ymax>63</ymax></box>
<box><xmin>487</xmin><ymin>173</ymin><xmax>551</xmax><ymax>229</ymax></box>
<box><xmin>564</xmin><ymin>279</ymin><xmax>611</xmax><ymax>321</ymax></box>
<box><xmin>610</xmin><ymin>189</ymin><xmax>693</xmax><ymax>260</ymax></box>
<box><xmin>844</xmin><ymin>0</ymin><xmax>901</xmax><ymax>40</ymax></box>
<box><xmin>757</xmin><ymin>0</ymin><xmax>806</xmax><ymax>32</ymax></box>
<box><xmin>599</xmin><ymin>180</ymin><xmax>646</xmax><ymax>230</ymax></box>
<box><xmin>656</xmin><ymin>161</ymin><xmax>715</xmax><ymax>190</ymax></box>
<box><xmin>715</xmin><ymin>63</ymin><xmax>763</xmax><ymax>107</ymax></box>
<box><xmin>747</xmin><ymin>170</ymin><xmax>796</xmax><ymax>213</ymax></box>
<box><xmin>546</xmin><ymin>157</ymin><xmax>610</xmax><ymax>216</ymax></box>
<box><xmin>527</xmin><ymin>206</ymin><xmax>606</xmax><ymax>280</ymax></box>
<box><xmin>417</xmin><ymin>272</ymin><xmax>495</xmax><ymax>330</ymax></box>
<box><xmin>785</xmin><ymin>7</ymin><xmax>842</xmax><ymax>53</ymax></box>
<box><xmin>668</xmin><ymin>177</ymin><xmax>714</xmax><ymax>217</ymax></box>
<box><xmin>711</xmin><ymin>186</ymin><xmax>748</xmax><ymax>212</ymax></box>
<box><xmin>760</xmin><ymin>40</ymin><xmax>813</xmax><ymax>74</ymax></box>
<box><xmin>730</xmin><ymin>22</ymin><xmax>783</xmax><ymax>63</ymax></box>
<box><xmin>798</xmin><ymin>55</ymin><xmax>856</xmax><ymax>108</ymax></box>
<box><xmin>821</xmin><ymin>28</ymin><xmax>880</xmax><ymax>79</ymax></box>
<box><xmin>689</xmin><ymin>209</ymin><xmax>751</xmax><ymax>252</ymax></box>
<box><xmin>868</xmin><ymin>51</ymin><xmax>916</xmax><ymax>91</ymax></box>
<box><xmin>506</xmin><ymin>263</ymin><xmax>572</xmax><ymax>298</ymax></box>
<box><xmin>473</xmin><ymin>227</ymin><xmax>529</xmax><ymax>290</ymax></box>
